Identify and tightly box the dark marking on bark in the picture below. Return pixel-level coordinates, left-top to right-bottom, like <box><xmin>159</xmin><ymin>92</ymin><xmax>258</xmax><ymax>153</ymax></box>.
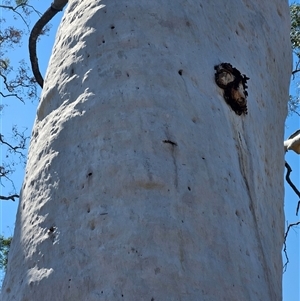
<box><xmin>163</xmin><ymin>140</ymin><xmax>177</xmax><ymax>146</ymax></box>
<box><xmin>178</xmin><ymin>69</ymin><xmax>183</xmax><ymax>76</ymax></box>
<box><xmin>47</xmin><ymin>226</ymin><xmax>55</xmax><ymax>234</ymax></box>
<box><xmin>163</xmin><ymin>135</ymin><xmax>178</xmax><ymax>188</ymax></box>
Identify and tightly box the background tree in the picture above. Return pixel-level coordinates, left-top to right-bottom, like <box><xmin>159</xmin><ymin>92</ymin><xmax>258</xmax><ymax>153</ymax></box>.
<box><xmin>1</xmin><ymin>1</ymin><xmax>291</xmax><ymax>300</ymax></box>
<box><xmin>0</xmin><ymin>236</ymin><xmax>12</xmax><ymax>271</ymax></box>
<box><xmin>0</xmin><ymin>0</ymin><xmax>39</xmax><ymax>201</ymax></box>
<box><xmin>289</xmin><ymin>3</ymin><xmax>300</xmax><ymax>113</ymax></box>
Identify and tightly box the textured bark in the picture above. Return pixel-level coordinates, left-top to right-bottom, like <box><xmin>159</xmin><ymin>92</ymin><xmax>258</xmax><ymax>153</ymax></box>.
<box><xmin>2</xmin><ymin>1</ymin><xmax>291</xmax><ymax>300</ymax></box>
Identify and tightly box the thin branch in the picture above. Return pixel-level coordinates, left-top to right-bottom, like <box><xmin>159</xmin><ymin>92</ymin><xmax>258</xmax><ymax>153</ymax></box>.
<box><xmin>0</xmin><ymin>134</ymin><xmax>24</xmax><ymax>155</ymax></box>
<box><xmin>283</xmin><ymin>220</ymin><xmax>300</xmax><ymax>272</ymax></box>
<box><xmin>285</xmin><ymin>161</ymin><xmax>300</xmax><ymax>215</ymax></box>
<box><xmin>292</xmin><ymin>53</ymin><xmax>300</xmax><ymax>79</ymax></box>
<box><xmin>0</xmin><ymin>2</ymin><xmax>43</xmax><ymax>27</ymax></box>
<box><xmin>291</xmin><ymin>68</ymin><xmax>300</xmax><ymax>78</ymax></box>
<box><xmin>0</xmin><ymin>4</ymin><xmax>29</xmax><ymax>28</ymax></box>
<box><xmin>0</xmin><ymin>91</ymin><xmax>23</xmax><ymax>101</ymax></box>
<box><xmin>291</xmin><ymin>109</ymin><xmax>300</xmax><ymax>117</ymax></box>
<box><xmin>0</xmin><ymin>194</ymin><xmax>19</xmax><ymax>201</ymax></box>
<box><xmin>297</xmin><ymin>202</ymin><xmax>300</xmax><ymax>216</ymax></box>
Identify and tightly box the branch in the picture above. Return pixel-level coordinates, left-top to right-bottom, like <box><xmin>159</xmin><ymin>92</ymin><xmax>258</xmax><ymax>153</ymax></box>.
<box><xmin>0</xmin><ymin>91</ymin><xmax>23</xmax><ymax>102</ymax></box>
<box><xmin>0</xmin><ymin>133</ymin><xmax>25</xmax><ymax>155</ymax></box>
<box><xmin>29</xmin><ymin>1</ymin><xmax>68</xmax><ymax>88</ymax></box>
<box><xmin>0</xmin><ymin>4</ymin><xmax>29</xmax><ymax>27</ymax></box>
<box><xmin>283</xmin><ymin>220</ymin><xmax>300</xmax><ymax>272</ymax></box>
<box><xmin>285</xmin><ymin>161</ymin><xmax>300</xmax><ymax>215</ymax></box>
<box><xmin>292</xmin><ymin>55</ymin><xmax>300</xmax><ymax>79</ymax></box>
<box><xmin>291</xmin><ymin>68</ymin><xmax>300</xmax><ymax>78</ymax></box>
<box><xmin>0</xmin><ymin>194</ymin><xmax>19</xmax><ymax>202</ymax></box>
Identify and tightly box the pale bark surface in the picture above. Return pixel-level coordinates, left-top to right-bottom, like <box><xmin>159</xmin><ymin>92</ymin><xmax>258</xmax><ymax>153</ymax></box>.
<box><xmin>2</xmin><ymin>1</ymin><xmax>291</xmax><ymax>300</ymax></box>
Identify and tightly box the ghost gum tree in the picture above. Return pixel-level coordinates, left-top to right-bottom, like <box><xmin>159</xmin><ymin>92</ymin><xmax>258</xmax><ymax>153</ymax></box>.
<box><xmin>1</xmin><ymin>0</ymin><xmax>291</xmax><ymax>300</ymax></box>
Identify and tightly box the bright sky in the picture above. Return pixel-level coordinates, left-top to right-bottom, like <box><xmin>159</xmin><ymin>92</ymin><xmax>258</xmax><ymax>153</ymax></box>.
<box><xmin>0</xmin><ymin>1</ymin><xmax>299</xmax><ymax>300</ymax></box>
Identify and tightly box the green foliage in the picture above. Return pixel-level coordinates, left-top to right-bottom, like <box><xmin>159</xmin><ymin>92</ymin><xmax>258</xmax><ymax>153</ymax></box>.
<box><xmin>0</xmin><ymin>236</ymin><xmax>12</xmax><ymax>271</ymax></box>
<box><xmin>15</xmin><ymin>0</ymin><xmax>28</xmax><ymax>6</ymax></box>
<box><xmin>290</xmin><ymin>3</ymin><xmax>300</xmax><ymax>115</ymax></box>
<box><xmin>291</xmin><ymin>4</ymin><xmax>300</xmax><ymax>57</ymax></box>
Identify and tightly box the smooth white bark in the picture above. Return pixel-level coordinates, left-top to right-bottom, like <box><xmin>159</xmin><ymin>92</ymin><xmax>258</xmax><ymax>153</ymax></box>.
<box><xmin>2</xmin><ymin>1</ymin><xmax>291</xmax><ymax>300</ymax></box>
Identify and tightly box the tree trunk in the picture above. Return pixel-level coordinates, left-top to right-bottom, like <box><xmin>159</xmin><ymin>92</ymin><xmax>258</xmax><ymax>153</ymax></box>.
<box><xmin>2</xmin><ymin>1</ymin><xmax>291</xmax><ymax>300</ymax></box>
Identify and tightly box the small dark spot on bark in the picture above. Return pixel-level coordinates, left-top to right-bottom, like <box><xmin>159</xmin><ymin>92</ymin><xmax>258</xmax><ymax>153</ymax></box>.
<box><xmin>121</xmin><ymin>295</ymin><xmax>124</xmax><ymax>297</ymax></box>
<box><xmin>186</xmin><ymin>21</ymin><xmax>191</xmax><ymax>27</ymax></box>
<box><xmin>163</xmin><ymin>140</ymin><xmax>177</xmax><ymax>146</ymax></box>
<box><xmin>188</xmin><ymin>186</ymin><xmax>191</xmax><ymax>191</ymax></box>
<box><xmin>70</xmin><ymin>68</ymin><xmax>74</xmax><ymax>75</ymax></box>
<box><xmin>126</xmin><ymin>72</ymin><xmax>129</xmax><ymax>77</ymax></box>
<box><xmin>151</xmin><ymin>298</ymin><xmax>155</xmax><ymax>301</ymax></box>
<box><xmin>89</xmin><ymin>220</ymin><xmax>95</xmax><ymax>230</ymax></box>
<box><xmin>178</xmin><ymin>69</ymin><xmax>183</xmax><ymax>76</ymax></box>
<box><xmin>136</xmin><ymin>87</ymin><xmax>139</xmax><ymax>90</ymax></box>
<box><xmin>87</xmin><ymin>54</ymin><xmax>90</xmax><ymax>58</ymax></box>
<box><xmin>47</xmin><ymin>226</ymin><xmax>55</xmax><ymax>235</ymax></box>
<box><xmin>102</xmin><ymin>40</ymin><xmax>105</xmax><ymax>43</ymax></box>
<box><xmin>202</xmin><ymin>157</ymin><xmax>205</xmax><ymax>160</ymax></box>
<box><xmin>87</xmin><ymin>172</ymin><xmax>93</xmax><ymax>178</ymax></box>
<box><xmin>110</xmin><ymin>25</ymin><xmax>115</xmax><ymax>29</ymax></box>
